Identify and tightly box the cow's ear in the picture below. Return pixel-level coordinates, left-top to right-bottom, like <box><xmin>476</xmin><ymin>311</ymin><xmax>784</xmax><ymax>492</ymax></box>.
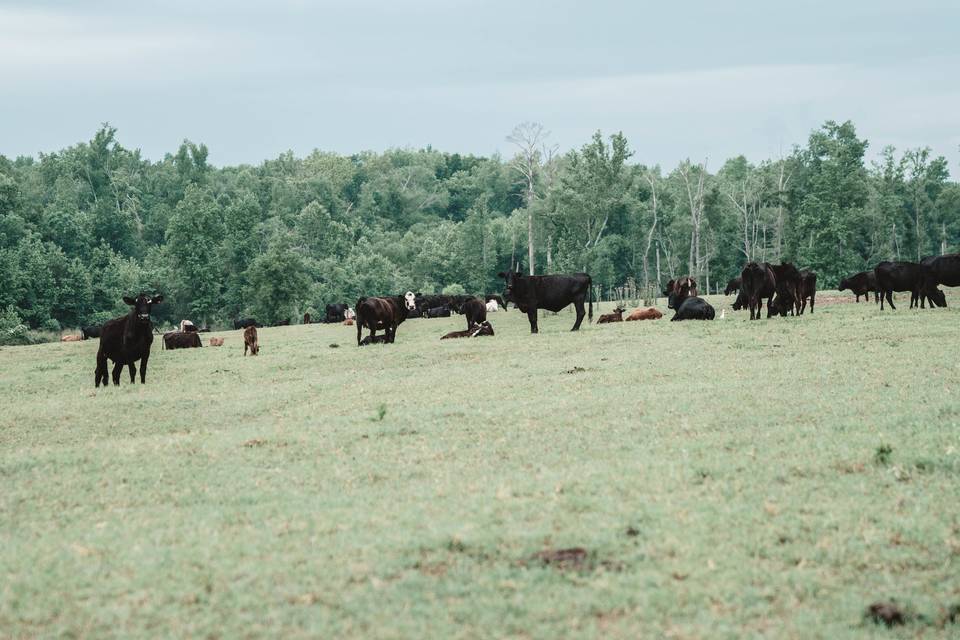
<box><xmin>151</xmin><ymin>295</ymin><xmax>164</xmax><ymax>305</ymax></box>
<box><xmin>122</xmin><ymin>296</ymin><xmax>135</xmax><ymax>306</ymax></box>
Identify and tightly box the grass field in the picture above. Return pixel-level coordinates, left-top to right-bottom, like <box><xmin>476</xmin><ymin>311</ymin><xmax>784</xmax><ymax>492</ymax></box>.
<box><xmin>2</xmin><ymin>291</ymin><xmax>960</xmax><ymax>638</ymax></box>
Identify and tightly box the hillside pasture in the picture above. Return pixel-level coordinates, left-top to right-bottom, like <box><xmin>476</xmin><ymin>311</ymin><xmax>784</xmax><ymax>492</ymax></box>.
<box><xmin>2</xmin><ymin>292</ymin><xmax>960</xmax><ymax>638</ymax></box>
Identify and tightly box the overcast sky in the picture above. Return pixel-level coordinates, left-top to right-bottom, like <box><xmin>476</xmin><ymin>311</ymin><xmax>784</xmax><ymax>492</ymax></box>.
<box><xmin>2</xmin><ymin>0</ymin><xmax>959</xmax><ymax>169</ymax></box>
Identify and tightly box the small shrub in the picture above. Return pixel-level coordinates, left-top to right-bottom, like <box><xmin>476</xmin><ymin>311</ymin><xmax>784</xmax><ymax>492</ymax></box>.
<box><xmin>874</xmin><ymin>444</ymin><xmax>893</xmax><ymax>466</ymax></box>
<box><xmin>42</xmin><ymin>319</ymin><xmax>61</xmax><ymax>333</ymax></box>
<box><xmin>441</xmin><ymin>284</ymin><xmax>466</xmax><ymax>296</ymax></box>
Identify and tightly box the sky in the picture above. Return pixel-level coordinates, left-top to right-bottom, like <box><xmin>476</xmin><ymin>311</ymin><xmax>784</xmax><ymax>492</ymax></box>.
<box><xmin>2</xmin><ymin>0</ymin><xmax>959</xmax><ymax>169</ymax></box>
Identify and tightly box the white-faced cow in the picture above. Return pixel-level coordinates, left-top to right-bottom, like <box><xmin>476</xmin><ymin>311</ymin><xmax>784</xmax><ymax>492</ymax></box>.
<box><xmin>497</xmin><ymin>270</ymin><xmax>592</xmax><ymax>333</ymax></box>
<box><xmin>95</xmin><ymin>293</ymin><xmax>163</xmax><ymax>387</ymax></box>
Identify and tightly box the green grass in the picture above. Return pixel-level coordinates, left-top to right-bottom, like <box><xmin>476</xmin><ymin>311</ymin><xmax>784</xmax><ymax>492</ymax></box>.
<box><xmin>2</xmin><ymin>292</ymin><xmax>960</xmax><ymax>638</ymax></box>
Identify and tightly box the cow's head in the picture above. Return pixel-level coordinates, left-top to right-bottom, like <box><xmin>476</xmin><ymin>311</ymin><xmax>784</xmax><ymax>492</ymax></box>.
<box><xmin>927</xmin><ymin>286</ymin><xmax>947</xmax><ymax>308</ymax></box>
<box><xmin>497</xmin><ymin>269</ymin><xmax>524</xmax><ymax>302</ymax></box>
<box><xmin>667</xmin><ymin>279</ymin><xmax>693</xmax><ymax>310</ymax></box>
<box><xmin>122</xmin><ymin>293</ymin><xmax>162</xmax><ymax>324</ymax></box>
<box><xmin>837</xmin><ymin>278</ymin><xmax>850</xmax><ymax>292</ymax></box>
<box><xmin>404</xmin><ymin>291</ymin><xmax>417</xmax><ymax>310</ymax></box>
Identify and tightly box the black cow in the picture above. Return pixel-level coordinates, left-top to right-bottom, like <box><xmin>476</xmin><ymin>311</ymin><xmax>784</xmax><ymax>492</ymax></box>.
<box><xmin>667</xmin><ymin>279</ymin><xmax>714</xmax><ymax>321</ymax></box>
<box><xmin>95</xmin><ymin>293</ymin><xmax>163</xmax><ymax>387</ymax></box>
<box><xmin>441</xmin><ymin>321</ymin><xmax>495</xmax><ymax>339</ymax></box>
<box><xmin>163</xmin><ymin>331</ymin><xmax>202</xmax><ymax>350</ymax></box>
<box><xmin>838</xmin><ymin>271</ymin><xmax>879</xmax><ymax>303</ymax></box>
<box><xmin>406</xmin><ymin>306</ymin><xmax>424</xmax><ymax>319</ymax></box>
<box><xmin>356</xmin><ymin>295</ymin><xmax>412</xmax><ymax>345</ymax></box>
<box><xmin>274</xmin><ymin>319</ymin><xmax>290</xmax><ymax>326</ymax></box>
<box><xmin>81</xmin><ymin>325</ymin><xmax>101</xmax><ymax>340</ymax></box>
<box><xmin>770</xmin><ymin>262</ymin><xmax>801</xmax><ymax>316</ymax></box>
<box><xmin>740</xmin><ymin>262</ymin><xmax>776</xmax><ymax>320</ymax></box>
<box><xmin>425</xmin><ymin>305</ymin><xmax>451</xmax><ymax>318</ymax></box>
<box><xmin>233</xmin><ymin>318</ymin><xmax>259</xmax><ymax>330</ymax></box>
<box><xmin>767</xmin><ymin>293</ymin><xmax>791</xmax><ymax>318</ymax></box>
<box><xmin>732</xmin><ymin>289</ymin><xmax>747</xmax><ymax>311</ymax></box>
<box><xmin>797</xmin><ymin>270</ymin><xmax>817</xmax><ymax>314</ymax></box>
<box><xmin>875</xmin><ymin>261</ymin><xmax>945</xmax><ymax>310</ymax></box>
<box><xmin>724</xmin><ymin>277</ymin><xmax>741</xmax><ymax>296</ymax></box>
<box><xmin>325</xmin><ymin>303</ymin><xmax>348</xmax><ymax>323</ymax></box>
<box><xmin>457</xmin><ymin>297</ymin><xmax>487</xmax><ymax>329</ymax></box>
<box><xmin>498</xmin><ymin>270</ymin><xmax>593</xmax><ymax>333</ymax></box>
<box><xmin>919</xmin><ymin>255</ymin><xmax>952</xmax><ymax>308</ymax></box>
<box><xmin>358</xmin><ymin>334</ymin><xmax>390</xmax><ymax>346</ymax></box>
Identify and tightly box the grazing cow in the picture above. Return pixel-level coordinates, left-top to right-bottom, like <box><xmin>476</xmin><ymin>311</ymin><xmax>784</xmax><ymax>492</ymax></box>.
<box><xmin>875</xmin><ymin>261</ymin><xmax>945</xmax><ymax>310</ymax></box>
<box><xmin>356</xmin><ymin>295</ymin><xmax>412</xmax><ymax>346</ymax></box>
<box><xmin>440</xmin><ymin>321</ymin><xmax>495</xmax><ymax>339</ymax></box>
<box><xmin>732</xmin><ymin>289</ymin><xmax>747</xmax><ymax>311</ymax></box>
<box><xmin>233</xmin><ymin>318</ymin><xmax>258</xmax><ymax>330</ymax></box>
<box><xmin>597</xmin><ymin>307</ymin><xmax>625</xmax><ymax>323</ymax></box>
<box><xmin>797</xmin><ymin>270</ymin><xmax>817</xmax><ymax>314</ymax></box>
<box><xmin>94</xmin><ymin>293</ymin><xmax>163</xmax><ymax>387</ymax></box>
<box><xmin>625</xmin><ymin>307</ymin><xmax>663</xmax><ymax>321</ymax></box>
<box><xmin>325</xmin><ymin>303</ymin><xmax>349</xmax><ymax>323</ymax></box>
<box><xmin>922</xmin><ymin>253</ymin><xmax>960</xmax><ymax>289</ymax></box>
<box><xmin>243</xmin><ymin>326</ymin><xmax>259</xmax><ymax>355</ymax></box>
<box><xmin>498</xmin><ymin>270</ymin><xmax>593</xmax><ymax>333</ymax></box>
<box><xmin>770</xmin><ymin>262</ymin><xmax>801</xmax><ymax>315</ymax></box>
<box><xmin>740</xmin><ymin>262</ymin><xmax>777</xmax><ymax>320</ymax></box>
<box><xmin>359</xmin><ymin>334</ymin><xmax>390</xmax><ymax>346</ymax></box>
<box><xmin>485</xmin><ymin>299</ymin><xmax>499</xmax><ymax>313</ymax></box>
<box><xmin>61</xmin><ymin>335</ymin><xmax>81</xmax><ymax>342</ymax></box>
<box><xmin>81</xmin><ymin>325</ymin><xmax>101</xmax><ymax>340</ymax></box>
<box><xmin>485</xmin><ymin>294</ymin><xmax>507</xmax><ymax>310</ymax></box>
<box><xmin>919</xmin><ymin>255</ymin><xmax>952</xmax><ymax>308</ymax></box>
<box><xmin>209</xmin><ymin>337</ymin><xmax>224</xmax><ymax>346</ymax></box>
<box><xmin>303</xmin><ymin>313</ymin><xmax>311</xmax><ymax>325</ymax></box>
<box><xmin>724</xmin><ymin>277</ymin><xmax>741</xmax><ymax>296</ymax></box>
<box><xmin>838</xmin><ymin>271</ymin><xmax>879</xmax><ymax>303</ymax></box>
<box><xmin>667</xmin><ymin>280</ymin><xmax>714</xmax><ymax>321</ymax></box>
<box><xmin>163</xmin><ymin>331</ymin><xmax>202</xmax><ymax>350</ymax></box>
<box><xmin>274</xmin><ymin>319</ymin><xmax>290</xmax><ymax>326</ymax></box>
<box><xmin>457</xmin><ymin>297</ymin><xmax>487</xmax><ymax>329</ymax></box>
<box><xmin>767</xmin><ymin>293</ymin><xmax>791</xmax><ymax>318</ymax></box>
<box><xmin>180</xmin><ymin>319</ymin><xmax>197</xmax><ymax>332</ymax></box>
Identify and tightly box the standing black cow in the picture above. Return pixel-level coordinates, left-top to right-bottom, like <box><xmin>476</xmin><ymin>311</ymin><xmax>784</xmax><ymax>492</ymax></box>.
<box><xmin>455</xmin><ymin>297</ymin><xmax>487</xmax><ymax>329</ymax></box>
<box><xmin>770</xmin><ymin>262</ymin><xmax>801</xmax><ymax>316</ymax></box>
<box><xmin>919</xmin><ymin>255</ymin><xmax>953</xmax><ymax>308</ymax></box>
<box><xmin>723</xmin><ymin>277</ymin><xmax>741</xmax><ymax>296</ymax></box>
<box><xmin>740</xmin><ymin>262</ymin><xmax>776</xmax><ymax>320</ymax></box>
<box><xmin>498</xmin><ymin>270</ymin><xmax>593</xmax><ymax>333</ymax></box>
<box><xmin>797</xmin><ymin>270</ymin><xmax>817</xmax><ymax>314</ymax></box>
<box><xmin>95</xmin><ymin>294</ymin><xmax>163</xmax><ymax>387</ymax></box>
<box><xmin>81</xmin><ymin>325</ymin><xmax>101</xmax><ymax>340</ymax></box>
<box><xmin>233</xmin><ymin>318</ymin><xmax>259</xmax><ymax>330</ymax></box>
<box><xmin>875</xmin><ymin>261</ymin><xmax>945</xmax><ymax>310</ymax></box>
<box><xmin>838</xmin><ymin>271</ymin><xmax>879</xmax><ymax>303</ymax></box>
<box><xmin>667</xmin><ymin>278</ymin><xmax>715</xmax><ymax>321</ymax></box>
<box><xmin>355</xmin><ymin>295</ymin><xmax>412</xmax><ymax>345</ymax></box>
<box><xmin>325</xmin><ymin>303</ymin><xmax>349</xmax><ymax>323</ymax></box>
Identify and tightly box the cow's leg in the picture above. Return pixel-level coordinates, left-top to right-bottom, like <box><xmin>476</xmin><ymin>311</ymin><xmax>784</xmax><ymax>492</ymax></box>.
<box><xmin>128</xmin><ymin>363</ymin><xmax>136</xmax><ymax>383</ymax></box>
<box><xmin>356</xmin><ymin>321</ymin><xmax>363</xmax><ymax>347</ymax></box>
<box><xmin>571</xmin><ymin>300</ymin><xmax>586</xmax><ymax>331</ymax></box>
<box><xmin>810</xmin><ymin>294</ymin><xmax>815</xmax><ymax>313</ymax></box>
<box><xmin>886</xmin><ymin>290</ymin><xmax>896</xmax><ymax>310</ymax></box>
<box><xmin>139</xmin><ymin>355</ymin><xmax>148</xmax><ymax>384</ymax></box>
<box><xmin>527</xmin><ymin>309</ymin><xmax>539</xmax><ymax>333</ymax></box>
<box><xmin>111</xmin><ymin>362</ymin><xmax>124</xmax><ymax>386</ymax></box>
<box><xmin>95</xmin><ymin>352</ymin><xmax>107</xmax><ymax>388</ymax></box>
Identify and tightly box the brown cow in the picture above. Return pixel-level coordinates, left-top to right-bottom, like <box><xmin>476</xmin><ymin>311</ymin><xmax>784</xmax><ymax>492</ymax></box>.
<box><xmin>61</xmin><ymin>334</ymin><xmax>82</xmax><ymax>342</ymax></box>
<box><xmin>597</xmin><ymin>307</ymin><xmax>625</xmax><ymax>323</ymax></box>
<box><xmin>303</xmin><ymin>313</ymin><xmax>311</xmax><ymax>324</ymax></box>
<box><xmin>243</xmin><ymin>326</ymin><xmax>259</xmax><ymax>355</ymax></box>
<box><xmin>664</xmin><ymin>277</ymin><xmax>698</xmax><ymax>298</ymax></box>
<box><xmin>209</xmin><ymin>337</ymin><xmax>224</xmax><ymax>346</ymax></box>
<box><xmin>625</xmin><ymin>307</ymin><xmax>663</xmax><ymax>321</ymax></box>
<box><xmin>342</xmin><ymin>318</ymin><xmax>354</xmax><ymax>326</ymax></box>
<box><xmin>355</xmin><ymin>295</ymin><xmax>412</xmax><ymax>346</ymax></box>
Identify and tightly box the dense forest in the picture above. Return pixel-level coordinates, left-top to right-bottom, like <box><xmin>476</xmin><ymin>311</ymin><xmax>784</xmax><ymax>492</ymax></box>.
<box><xmin>0</xmin><ymin>120</ymin><xmax>957</xmax><ymax>333</ymax></box>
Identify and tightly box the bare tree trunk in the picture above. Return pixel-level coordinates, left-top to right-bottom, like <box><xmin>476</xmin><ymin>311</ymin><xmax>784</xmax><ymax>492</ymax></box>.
<box><xmin>656</xmin><ymin>243</ymin><xmax>661</xmax><ymax>288</ymax></box>
<box><xmin>508</xmin><ymin>122</ymin><xmax>554</xmax><ymax>277</ymax></box>
<box><xmin>546</xmin><ymin>233</ymin><xmax>553</xmax><ymax>272</ymax></box>
<box><xmin>642</xmin><ymin>171</ymin><xmax>659</xmax><ymax>291</ymax></box>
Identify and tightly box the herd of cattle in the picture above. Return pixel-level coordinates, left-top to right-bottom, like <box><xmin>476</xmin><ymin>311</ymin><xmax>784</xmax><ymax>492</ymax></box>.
<box><xmin>78</xmin><ymin>254</ymin><xmax>958</xmax><ymax>387</ymax></box>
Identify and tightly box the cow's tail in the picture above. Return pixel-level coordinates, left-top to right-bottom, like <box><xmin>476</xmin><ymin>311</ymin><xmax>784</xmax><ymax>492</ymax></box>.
<box><xmin>588</xmin><ymin>277</ymin><xmax>594</xmax><ymax>322</ymax></box>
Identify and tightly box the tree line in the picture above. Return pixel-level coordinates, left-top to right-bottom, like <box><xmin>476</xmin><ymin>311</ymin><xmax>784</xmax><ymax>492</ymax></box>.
<box><xmin>0</xmin><ymin>120</ymin><xmax>957</xmax><ymax>333</ymax></box>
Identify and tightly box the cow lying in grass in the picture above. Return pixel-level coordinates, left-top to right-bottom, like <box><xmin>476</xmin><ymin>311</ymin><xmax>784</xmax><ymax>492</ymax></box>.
<box><xmin>440</xmin><ymin>321</ymin><xmax>495</xmax><ymax>339</ymax></box>
<box><xmin>209</xmin><ymin>337</ymin><xmax>224</xmax><ymax>346</ymax></box>
<box><xmin>625</xmin><ymin>307</ymin><xmax>662</xmax><ymax>321</ymax></box>
<box><xmin>667</xmin><ymin>280</ymin><xmax>714</xmax><ymax>321</ymax></box>
<box><xmin>359</xmin><ymin>334</ymin><xmax>390</xmax><ymax>346</ymax></box>
<box><xmin>163</xmin><ymin>331</ymin><xmax>202</xmax><ymax>349</ymax></box>
<box><xmin>597</xmin><ymin>307</ymin><xmax>625</xmax><ymax>323</ymax></box>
